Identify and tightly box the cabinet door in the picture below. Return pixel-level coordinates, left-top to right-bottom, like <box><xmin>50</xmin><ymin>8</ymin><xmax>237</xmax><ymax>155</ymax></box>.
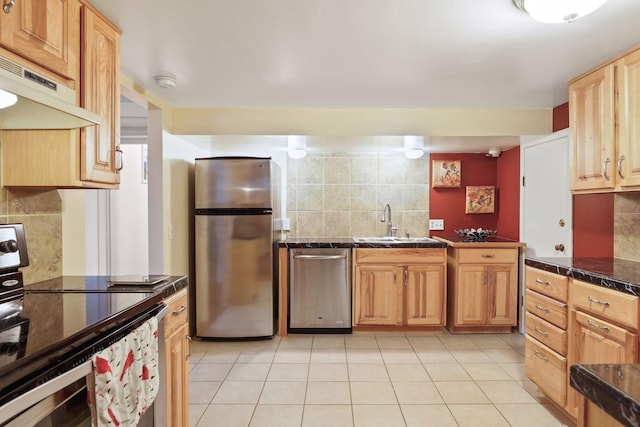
<box><xmin>0</xmin><ymin>0</ymin><xmax>79</xmax><ymax>80</ymax></box>
<box><xmin>455</xmin><ymin>264</ymin><xmax>487</xmax><ymax>325</ymax></box>
<box><xmin>80</xmin><ymin>6</ymin><xmax>120</xmax><ymax>184</ymax></box>
<box><xmin>567</xmin><ymin>309</ymin><xmax>638</xmax><ymax>416</ymax></box>
<box><xmin>486</xmin><ymin>264</ymin><xmax>517</xmax><ymax>326</ymax></box>
<box><xmin>353</xmin><ymin>265</ymin><xmax>400</xmax><ymax>326</ymax></box>
<box><xmin>569</xmin><ymin>64</ymin><xmax>615</xmax><ymax>191</ymax></box>
<box><xmin>165</xmin><ymin>322</ymin><xmax>189</xmax><ymax>427</ymax></box>
<box><xmin>617</xmin><ymin>49</ymin><xmax>640</xmax><ymax>188</ymax></box>
<box><xmin>405</xmin><ymin>264</ymin><xmax>445</xmax><ymax>326</ymax></box>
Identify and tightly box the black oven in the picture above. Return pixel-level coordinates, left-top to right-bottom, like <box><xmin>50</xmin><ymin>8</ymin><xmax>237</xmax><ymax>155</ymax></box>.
<box><xmin>0</xmin><ymin>305</ymin><xmax>167</xmax><ymax>427</ymax></box>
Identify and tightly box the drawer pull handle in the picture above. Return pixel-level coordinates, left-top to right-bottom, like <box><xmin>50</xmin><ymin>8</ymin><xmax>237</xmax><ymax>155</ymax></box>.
<box><xmin>172</xmin><ymin>305</ymin><xmax>187</xmax><ymax>315</ymax></box>
<box><xmin>481</xmin><ymin>254</ymin><xmax>495</xmax><ymax>258</ymax></box>
<box><xmin>534</xmin><ymin>327</ymin><xmax>549</xmax><ymax>337</ymax></box>
<box><xmin>534</xmin><ymin>351</ymin><xmax>548</xmax><ymax>361</ymax></box>
<box><xmin>587</xmin><ymin>296</ymin><xmax>610</xmax><ymax>307</ymax></box>
<box><xmin>587</xmin><ymin>319</ymin><xmax>610</xmax><ymax>332</ymax></box>
<box><xmin>534</xmin><ymin>303</ymin><xmax>550</xmax><ymax>313</ymax></box>
<box><xmin>535</xmin><ymin>278</ymin><xmax>550</xmax><ymax>286</ymax></box>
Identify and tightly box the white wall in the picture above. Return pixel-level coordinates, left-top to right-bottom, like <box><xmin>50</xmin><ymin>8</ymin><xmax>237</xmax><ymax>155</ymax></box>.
<box><xmin>109</xmin><ymin>144</ymin><xmax>149</xmax><ymax>275</ymax></box>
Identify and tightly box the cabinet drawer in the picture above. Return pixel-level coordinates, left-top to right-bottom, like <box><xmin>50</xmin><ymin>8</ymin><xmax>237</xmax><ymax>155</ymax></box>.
<box><xmin>571</xmin><ymin>280</ymin><xmax>639</xmax><ymax>330</ymax></box>
<box><xmin>355</xmin><ymin>248</ymin><xmax>445</xmax><ymax>264</ymax></box>
<box><xmin>525</xmin><ymin>289</ymin><xmax>567</xmax><ymax>329</ymax></box>
<box><xmin>525</xmin><ymin>267</ymin><xmax>568</xmax><ymax>303</ymax></box>
<box><xmin>525</xmin><ymin>336</ymin><xmax>567</xmax><ymax>407</ymax></box>
<box><xmin>164</xmin><ymin>289</ymin><xmax>188</xmax><ymax>336</ymax></box>
<box><xmin>525</xmin><ymin>312</ymin><xmax>567</xmax><ymax>355</ymax></box>
<box><xmin>457</xmin><ymin>248</ymin><xmax>517</xmax><ymax>264</ymax></box>
<box><xmin>575</xmin><ymin>310</ymin><xmax>639</xmax><ymax>349</ymax></box>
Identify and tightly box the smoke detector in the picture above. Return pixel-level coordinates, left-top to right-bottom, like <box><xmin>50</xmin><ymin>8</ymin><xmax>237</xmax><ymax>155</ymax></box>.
<box><xmin>486</xmin><ymin>148</ymin><xmax>501</xmax><ymax>158</ymax></box>
<box><xmin>154</xmin><ymin>74</ymin><xmax>177</xmax><ymax>89</ymax></box>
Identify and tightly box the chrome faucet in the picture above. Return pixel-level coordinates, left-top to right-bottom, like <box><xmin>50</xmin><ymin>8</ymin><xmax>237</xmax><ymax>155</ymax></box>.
<box><xmin>380</xmin><ymin>203</ymin><xmax>398</xmax><ymax>237</ymax></box>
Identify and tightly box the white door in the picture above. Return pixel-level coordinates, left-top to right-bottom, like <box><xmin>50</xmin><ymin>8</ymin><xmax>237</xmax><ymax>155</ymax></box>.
<box><xmin>521</xmin><ymin>129</ymin><xmax>572</xmax><ymax>257</ymax></box>
<box><xmin>519</xmin><ymin>129</ymin><xmax>572</xmax><ymax>331</ymax></box>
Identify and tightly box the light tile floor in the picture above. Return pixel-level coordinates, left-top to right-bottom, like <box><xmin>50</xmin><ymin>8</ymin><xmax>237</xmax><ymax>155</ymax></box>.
<box><xmin>188</xmin><ymin>332</ymin><xmax>576</xmax><ymax>427</ymax></box>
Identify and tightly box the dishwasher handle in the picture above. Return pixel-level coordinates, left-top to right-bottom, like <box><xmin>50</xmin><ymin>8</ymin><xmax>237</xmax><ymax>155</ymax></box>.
<box><xmin>292</xmin><ymin>254</ymin><xmax>347</xmax><ymax>260</ymax></box>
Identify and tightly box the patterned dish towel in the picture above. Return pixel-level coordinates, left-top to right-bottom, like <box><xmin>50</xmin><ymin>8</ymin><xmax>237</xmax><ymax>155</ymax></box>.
<box><xmin>89</xmin><ymin>316</ymin><xmax>159</xmax><ymax>427</ymax></box>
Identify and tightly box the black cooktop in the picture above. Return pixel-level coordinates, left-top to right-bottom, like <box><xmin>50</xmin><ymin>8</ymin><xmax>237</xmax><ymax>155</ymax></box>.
<box><xmin>24</xmin><ymin>275</ymin><xmax>171</xmax><ymax>292</ymax></box>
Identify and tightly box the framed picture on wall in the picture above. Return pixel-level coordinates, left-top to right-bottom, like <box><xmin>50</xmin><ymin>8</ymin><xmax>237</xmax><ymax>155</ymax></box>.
<box><xmin>466</xmin><ymin>186</ymin><xmax>495</xmax><ymax>214</ymax></box>
<box><xmin>432</xmin><ymin>160</ymin><xmax>461</xmax><ymax>188</ymax></box>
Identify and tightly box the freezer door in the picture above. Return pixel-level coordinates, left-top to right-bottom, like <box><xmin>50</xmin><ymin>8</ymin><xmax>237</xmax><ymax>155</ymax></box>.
<box><xmin>195</xmin><ymin>214</ymin><xmax>274</xmax><ymax>338</ymax></box>
<box><xmin>195</xmin><ymin>158</ymin><xmax>272</xmax><ymax>209</ymax></box>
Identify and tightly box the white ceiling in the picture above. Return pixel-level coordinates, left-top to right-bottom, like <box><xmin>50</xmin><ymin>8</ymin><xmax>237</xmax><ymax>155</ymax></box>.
<box><xmin>99</xmin><ymin>0</ymin><xmax>640</xmax><ymax>152</ymax></box>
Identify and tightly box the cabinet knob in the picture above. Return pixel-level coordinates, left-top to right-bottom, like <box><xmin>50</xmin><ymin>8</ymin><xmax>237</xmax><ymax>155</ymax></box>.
<box><xmin>3</xmin><ymin>0</ymin><xmax>15</xmax><ymax>14</ymax></box>
<box><xmin>554</xmin><ymin>244</ymin><xmax>565</xmax><ymax>252</ymax></box>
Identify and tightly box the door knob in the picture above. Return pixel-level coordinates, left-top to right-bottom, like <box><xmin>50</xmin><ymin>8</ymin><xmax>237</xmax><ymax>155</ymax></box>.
<box><xmin>555</xmin><ymin>244</ymin><xmax>565</xmax><ymax>252</ymax></box>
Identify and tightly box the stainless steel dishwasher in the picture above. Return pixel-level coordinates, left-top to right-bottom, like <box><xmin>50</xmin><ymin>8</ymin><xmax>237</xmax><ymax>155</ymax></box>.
<box><xmin>289</xmin><ymin>248</ymin><xmax>351</xmax><ymax>333</ymax></box>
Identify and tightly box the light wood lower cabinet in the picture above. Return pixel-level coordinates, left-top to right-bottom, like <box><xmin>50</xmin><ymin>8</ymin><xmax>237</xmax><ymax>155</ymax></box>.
<box><xmin>353</xmin><ymin>264</ymin><xmax>400</xmax><ymax>326</ymax></box>
<box><xmin>353</xmin><ymin>248</ymin><xmax>446</xmax><ymax>329</ymax></box>
<box><xmin>446</xmin><ymin>246</ymin><xmax>520</xmax><ymax>333</ymax></box>
<box><xmin>566</xmin><ymin>280</ymin><xmax>639</xmax><ymax>419</ymax></box>
<box><xmin>524</xmin><ymin>266</ymin><xmax>569</xmax><ymax>409</ymax></box>
<box><xmin>163</xmin><ymin>289</ymin><xmax>189</xmax><ymax>427</ymax></box>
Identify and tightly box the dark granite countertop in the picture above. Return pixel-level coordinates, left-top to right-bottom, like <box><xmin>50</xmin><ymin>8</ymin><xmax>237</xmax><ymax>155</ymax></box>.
<box><xmin>433</xmin><ymin>235</ymin><xmax>525</xmax><ymax>248</ymax></box>
<box><xmin>278</xmin><ymin>238</ymin><xmax>447</xmax><ymax>249</ymax></box>
<box><xmin>570</xmin><ymin>364</ymin><xmax>640</xmax><ymax>427</ymax></box>
<box><xmin>525</xmin><ymin>257</ymin><xmax>640</xmax><ymax>296</ymax></box>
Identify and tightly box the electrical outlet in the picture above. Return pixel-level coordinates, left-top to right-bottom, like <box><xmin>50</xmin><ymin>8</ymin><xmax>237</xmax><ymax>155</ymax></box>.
<box><xmin>429</xmin><ymin>219</ymin><xmax>444</xmax><ymax>230</ymax></box>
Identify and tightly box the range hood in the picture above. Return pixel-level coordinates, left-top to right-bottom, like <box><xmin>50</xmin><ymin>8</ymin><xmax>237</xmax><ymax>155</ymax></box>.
<box><xmin>0</xmin><ymin>55</ymin><xmax>101</xmax><ymax>130</ymax></box>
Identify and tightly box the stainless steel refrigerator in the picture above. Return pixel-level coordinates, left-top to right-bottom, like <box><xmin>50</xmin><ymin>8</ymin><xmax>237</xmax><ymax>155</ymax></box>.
<box><xmin>194</xmin><ymin>157</ymin><xmax>281</xmax><ymax>338</ymax></box>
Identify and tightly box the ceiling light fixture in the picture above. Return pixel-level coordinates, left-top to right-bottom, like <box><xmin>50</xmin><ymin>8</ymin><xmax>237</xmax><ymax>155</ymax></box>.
<box><xmin>0</xmin><ymin>89</ymin><xmax>18</xmax><ymax>109</ymax></box>
<box><xmin>404</xmin><ymin>135</ymin><xmax>425</xmax><ymax>159</ymax></box>
<box><xmin>287</xmin><ymin>135</ymin><xmax>307</xmax><ymax>159</ymax></box>
<box><xmin>486</xmin><ymin>148</ymin><xmax>502</xmax><ymax>158</ymax></box>
<box><xmin>154</xmin><ymin>74</ymin><xmax>177</xmax><ymax>89</ymax></box>
<box><xmin>513</xmin><ymin>0</ymin><xmax>609</xmax><ymax>23</ymax></box>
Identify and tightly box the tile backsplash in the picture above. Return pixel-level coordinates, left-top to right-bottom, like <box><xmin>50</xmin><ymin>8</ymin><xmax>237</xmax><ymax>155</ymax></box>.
<box><xmin>286</xmin><ymin>151</ymin><xmax>430</xmax><ymax>238</ymax></box>
<box><xmin>614</xmin><ymin>192</ymin><xmax>640</xmax><ymax>262</ymax></box>
<box><xmin>0</xmin><ymin>187</ymin><xmax>62</xmax><ymax>284</ymax></box>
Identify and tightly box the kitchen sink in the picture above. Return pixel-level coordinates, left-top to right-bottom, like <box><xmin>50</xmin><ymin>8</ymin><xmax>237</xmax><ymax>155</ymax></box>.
<box><xmin>352</xmin><ymin>236</ymin><xmax>438</xmax><ymax>243</ymax></box>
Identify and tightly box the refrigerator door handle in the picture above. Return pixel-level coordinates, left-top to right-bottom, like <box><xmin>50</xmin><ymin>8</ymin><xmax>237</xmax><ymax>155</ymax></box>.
<box><xmin>292</xmin><ymin>254</ymin><xmax>347</xmax><ymax>260</ymax></box>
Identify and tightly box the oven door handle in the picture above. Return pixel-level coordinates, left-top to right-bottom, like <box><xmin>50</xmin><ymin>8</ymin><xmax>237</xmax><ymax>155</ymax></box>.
<box><xmin>0</xmin><ymin>360</ymin><xmax>93</xmax><ymax>425</ymax></box>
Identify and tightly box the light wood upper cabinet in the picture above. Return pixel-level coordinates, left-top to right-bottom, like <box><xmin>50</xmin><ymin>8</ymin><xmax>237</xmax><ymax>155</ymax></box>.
<box><xmin>569</xmin><ymin>45</ymin><xmax>640</xmax><ymax>193</ymax></box>
<box><xmin>352</xmin><ymin>248</ymin><xmax>446</xmax><ymax>329</ymax></box>
<box><xmin>617</xmin><ymin>48</ymin><xmax>640</xmax><ymax>188</ymax></box>
<box><xmin>0</xmin><ymin>0</ymin><xmax>79</xmax><ymax>81</ymax></box>
<box><xmin>569</xmin><ymin>64</ymin><xmax>615</xmax><ymax>191</ymax></box>
<box><xmin>80</xmin><ymin>3</ymin><xmax>121</xmax><ymax>185</ymax></box>
<box><xmin>0</xmin><ymin>2</ymin><xmax>121</xmax><ymax>188</ymax></box>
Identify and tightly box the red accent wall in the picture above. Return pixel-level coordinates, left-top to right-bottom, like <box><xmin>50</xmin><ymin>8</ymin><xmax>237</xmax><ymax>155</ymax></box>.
<box><xmin>553</xmin><ymin>102</ymin><xmax>569</xmax><ymax>132</ymax></box>
<box><xmin>429</xmin><ymin>153</ymin><xmax>499</xmax><ymax>236</ymax></box>
<box><xmin>573</xmin><ymin>193</ymin><xmax>614</xmax><ymax>257</ymax></box>
<box><xmin>553</xmin><ymin>101</ymin><xmax>615</xmax><ymax>257</ymax></box>
<box><xmin>496</xmin><ymin>147</ymin><xmax>520</xmax><ymax>241</ymax></box>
